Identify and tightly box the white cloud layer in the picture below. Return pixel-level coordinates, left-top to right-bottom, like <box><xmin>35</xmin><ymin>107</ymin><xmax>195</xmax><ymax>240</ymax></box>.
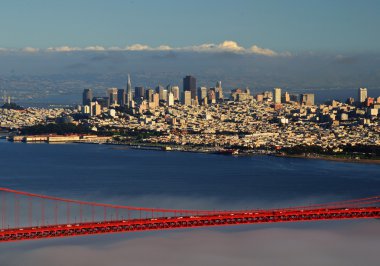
<box><xmin>46</xmin><ymin>46</ymin><xmax>81</xmax><ymax>52</ymax></box>
<box><xmin>249</xmin><ymin>45</ymin><xmax>278</xmax><ymax>56</ymax></box>
<box><xmin>0</xmin><ymin>41</ymin><xmax>287</xmax><ymax>56</ymax></box>
<box><xmin>42</xmin><ymin>41</ymin><xmax>290</xmax><ymax>56</ymax></box>
<box><xmin>21</xmin><ymin>47</ymin><xmax>40</xmax><ymax>53</ymax></box>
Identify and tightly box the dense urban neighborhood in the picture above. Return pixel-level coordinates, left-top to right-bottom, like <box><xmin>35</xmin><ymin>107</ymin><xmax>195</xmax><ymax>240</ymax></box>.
<box><xmin>1</xmin><ymin>76</ymin><xmax>380</xmax><ymax>160</ymax></box>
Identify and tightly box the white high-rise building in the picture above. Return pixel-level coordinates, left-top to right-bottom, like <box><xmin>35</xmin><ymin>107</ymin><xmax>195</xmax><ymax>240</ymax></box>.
<box><xmin>168</xmin><ymin>92</ymin><xmax>174</xmax><ymax>106</ymax></box>
<box><xmin>162</xmin><ymin>89</ymin><xmax>168</xmax><ymax>102</ymax></box>
<box><xmin>274</xmin><ymin>88</ymin><xmax>282</xmax><ymax>104</ymax></box>
<box><xmin>216</xmin><ymin>81</ymin><xmax>223</xmax><ymax>100</ymax></box>
<box><xmin>358</xmin><ymin>88</ymin><xmax>367</xmax><ymax>103</ymax></box>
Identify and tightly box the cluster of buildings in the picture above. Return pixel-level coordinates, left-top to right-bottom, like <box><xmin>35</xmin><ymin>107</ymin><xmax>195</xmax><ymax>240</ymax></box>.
<box><xmin>84</xmin><ymin>97</ymin><xmax>378</xmax><ymax>150</ymax></box>
<box><xmin>1</xmin><ymin>74</ymin><xmax>380</xmax><ymax>153</ymax></box>
<box><xmin>80</xmin><ymin>75</ymin><xmax>320</xmax><ymax>119</ymax></box>
<box><xmin>10</xmin><ymin>134</ymin><xmax>112</xmax><ymax>143</ymax></box>
<box><xmin>0</xmin><ymin>108</ymin><xmax>72</xmax><ymax>129</ymax></box>
<box><xmin>74</xmin><ymin>76</ymin><xmax>380</xmax><ymax>151</ymax></box>
<box><xmin>81</xmin><ymin>75</ymin><xmax>225</xmax><ymax>116</ymax></box>
<box><xmin>230</xmin><ymin>87</ymin><xmax>315</xmax><ymax>108</ymax></box>
<box><xmin>80</xmin><ymin>76</ymin><xmax>380</xmax><ymax>122</ymax></box>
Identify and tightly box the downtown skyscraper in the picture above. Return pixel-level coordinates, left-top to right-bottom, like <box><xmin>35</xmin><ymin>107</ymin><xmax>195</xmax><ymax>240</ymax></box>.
<box><xmin>358</xmin><ymin>88</ymin><xmax>368</xmax><ymax>103</ymax></box>
<box><xmin>82</xmin><ymin>88</ymin><xmax>93</xmax><ymax>106</ymax></box>
<box><xmin>126</xmin><ymin>74</ymin><xmax>132</xmax><ymax>108</ymax></box>
<box><xmin>274</xmin><ymin>88</ymin><xmax>282</xmax><ymax>104</ymax></box>
<box><xmin>117</xmin><ymin>88</ymin><xmax>126</xmax><ymax>107</ymax></box>
<box><xmin>183</xmin><ymin>75</ymin><xmax>196</xmax><ymax>100</ymax></box>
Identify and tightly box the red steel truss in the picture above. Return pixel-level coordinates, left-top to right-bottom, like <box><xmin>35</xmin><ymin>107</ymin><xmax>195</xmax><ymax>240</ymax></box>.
<box><xmin>0</xmin><ymin>187</ymin><xmax>379</xmax><ymax>243</ymax></box>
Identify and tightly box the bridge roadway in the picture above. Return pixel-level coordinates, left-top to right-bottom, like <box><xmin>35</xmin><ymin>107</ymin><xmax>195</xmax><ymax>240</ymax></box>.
<box><xmin>1</xmin><ymin>207</ymin><xmax>379</xmax><ymax>243</ymax></box>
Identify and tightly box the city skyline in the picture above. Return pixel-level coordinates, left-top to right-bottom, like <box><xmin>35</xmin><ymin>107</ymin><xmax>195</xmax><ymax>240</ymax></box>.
<box><xmin>81</xmin><ymin>77</ymin><xmax>378</xmax><ymax>112</ymax></box>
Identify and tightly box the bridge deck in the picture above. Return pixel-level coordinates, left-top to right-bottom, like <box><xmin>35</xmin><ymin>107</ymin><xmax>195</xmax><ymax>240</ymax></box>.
<box><xmin>1</xmin><ymin>207</ymin><xmax>379</xmax><ymax>243</ymax></box>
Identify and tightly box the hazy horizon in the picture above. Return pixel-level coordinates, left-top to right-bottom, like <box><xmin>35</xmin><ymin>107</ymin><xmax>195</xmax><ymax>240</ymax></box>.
<box><xmin>1</xmin><ymin>48</ymin><xmax>380</xmax><ymax>105</ymax></box>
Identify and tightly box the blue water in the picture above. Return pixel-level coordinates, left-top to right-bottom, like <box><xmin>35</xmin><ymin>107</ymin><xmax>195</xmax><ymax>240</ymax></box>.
<box><xmin>0</xmin><ymin>139</ymin><xmax>379</xmax><ymax>266</ymax></box>
<box><xmin>0</xmin><ymin>140</ymin><xmax>379</xmax><ymax>209</ymax></box>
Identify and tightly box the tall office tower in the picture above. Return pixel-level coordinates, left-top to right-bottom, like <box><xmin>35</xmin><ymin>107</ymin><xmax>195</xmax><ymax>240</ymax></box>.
<box><xmin>89</xmin><ymin>102</ymin><xmax>95</xmax><ymax>116</ymax></box>
<box><xmin>183</xmin><ymin>90</ymin><xmax>192</xmax><ymax>106</ymax></box>
<box><xmin>162</xmin><ymin>89</ymin><xmax>168</xmax><ymax>102</ymax></box>
<box><xmin>117</xmin><ymin>89</ymin><xmax>126</xmax><ymax>106</ymax></box>
<box><xmin>183</xmin><ymin>75</ymin><xmax>197</xmax><ymax>99</ymax></box>
<box><xmin>126</xmin><ymin>74</ymin><xmax>132</xmax><ymax>108</ymax></box>
<box><xmin>82</xmin><ymin>89</ymin><xmax>93</xmax><ymax>106</ymax></box>
<box><xmin>202</xmin><ymin>96</ymin><xmax>208</xmax><ymax>106</ymax></box>
<box><xmin>274</xmin><ymin>88</ymin><xmax>282</xmax><ymax>104</ymax></box>
<box><xmin>153</xmin><ymin>92</ymin><xmax>160</xmax><ymax>107</ymax></box>
<box><xmin>90</xmin><ymin>101</ymin><xmax>102</xmax><ymax>116</ymax></box>
<box><xmin>216</xmin><ymin>81</ymin><xmax>223</xmax><ymax>100</ymax></box>
<box><xmin>358</xmin><ymin>88</ymin><xmax>367</xmax><ymax>103</ymax></box>
<box><xmin>107</xmin><ymin>88</ymin><xmax>118</xmax><ymax>106</ymax></box>
<box><xmin>168</xmin><ymin>92</ymin><xmax>174</xmax><ymax>106</ymax></box>
<box><xmin>198</xmin><ymin>87</ymin><xmax>208</xmax><ymax>104</ymax></box>
<box><xmin>171</xmin><ymin>86</ymin><xmax>180</xmax><ymax>101</ymax></box>
<box><xmin>300</xmin><ymin>93</ymin><xmax>315</xmax><ymax>106</ymax></box>
<box><xmin>145</xmin><ymin>88</ymin><xmax>154</xmax><ymax>102</ymax></box>
<box><xmin>155</xmin><ymin>85</ymin><xmax>165</xmax><ymax>100</ymax></box>
<box><xmin>282</xmin><ymin>92</ymin><xmax>290</xmax><ymax>103</ymax></box>
<box><xmin>134</xmin><ymin>86</ymin><xmax>145</xmax><ymax>101</ymax></box>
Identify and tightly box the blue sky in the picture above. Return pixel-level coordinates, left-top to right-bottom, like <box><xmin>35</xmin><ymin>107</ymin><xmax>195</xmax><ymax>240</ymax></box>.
<box><xmin>0</xmin><ymin>0</ymin><xmax>379</xmax><ymax>53</ymax></box>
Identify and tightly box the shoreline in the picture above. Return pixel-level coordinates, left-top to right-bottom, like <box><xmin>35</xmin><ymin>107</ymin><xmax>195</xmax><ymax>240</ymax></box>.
<box><xmin>2</xmin><ymin>138</ymin><xmax>380</xmax><ymax>164</ymax></box>
<box><xmin>274</xmin><ymin>153</ymin><xmax>380</xmax><ymax>165</ymax></box>
<box><xmin>100</xmin><ymin>142</ymin><xmax>380</xmax><ymax>164</ymax></box>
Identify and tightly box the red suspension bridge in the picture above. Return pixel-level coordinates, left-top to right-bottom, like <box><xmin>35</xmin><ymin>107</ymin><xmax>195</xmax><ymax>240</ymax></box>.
<box><xmin>0</xmin><ymin>187</ymin><xmax>379</xmax><ymax>243</ymax></box>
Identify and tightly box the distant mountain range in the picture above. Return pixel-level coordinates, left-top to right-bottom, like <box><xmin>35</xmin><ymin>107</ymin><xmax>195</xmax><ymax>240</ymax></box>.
<box><xmin>0</xmin><ymin>51</ymin><xmax>380</xmax><ymax>105</ymax></box>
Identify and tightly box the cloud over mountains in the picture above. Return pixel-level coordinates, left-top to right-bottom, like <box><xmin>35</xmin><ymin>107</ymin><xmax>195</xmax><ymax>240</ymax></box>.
<box><xmin>0</xmin><ymin>41</ymin><xmax>286</xmax><ymax>56</ymax></box>
<box><xmin>1</xmin><ymin>41</ymin><xmax>379</xmax><ymax>89</ymax></box>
